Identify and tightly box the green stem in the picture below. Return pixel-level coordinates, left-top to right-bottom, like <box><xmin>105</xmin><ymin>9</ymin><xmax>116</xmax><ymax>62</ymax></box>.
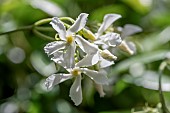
<box><xmin>34</xmin><ymin>18</ymin><xmax>52</xmax><ymax>26</ymax></box>
<box><xmin>159</xmin><ymin>61</ymin><xmax>170</xmax><ymax>113</ymax></box>
<box><xmin>33</xmin><ymin>29</ymin><xmax>55</xmax><ymax>41</ymax></box>
<box><xmin>0</xmin><ymin>25</ymin><xmax>33</xmax><ymax>36</ymax></box>
<box><xmin>35</xmin><ymin>26</ymin><xmax>55</xmax><ymax>32</ymax></box>
<box><xmin>60</xmin><ymin>17</ymin><xmax>75</xmax><ymax>23</ymax></box>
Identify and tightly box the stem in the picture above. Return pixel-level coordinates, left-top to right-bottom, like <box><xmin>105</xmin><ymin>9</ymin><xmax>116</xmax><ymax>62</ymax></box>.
<box><xmin>0</xmin><ymin>25</ymin><xmax>33</xmax><ymax>36</ymax></box>
<box><xmin>159</xmin><ymin>61</ymin><xmax>170</xmax><ymax>113</ymax></box>
<box><xmin>60</xmin><ymin>17</ymin><xmax>75</xmax><ymax>23</ymax></box>
<box><xmin>34</xmin><ymin>18</ymin><xmax>52</xmax><ymax>26</ymax></box>
<box><xmin>35</xmin><ymin>26</ymin><xmax>55</xmax><ymax>32</ymax></box>
<box><xmin>33</xmin><ymin>29</ymin><xmax>55</xmax><ymax>41</ymax></box>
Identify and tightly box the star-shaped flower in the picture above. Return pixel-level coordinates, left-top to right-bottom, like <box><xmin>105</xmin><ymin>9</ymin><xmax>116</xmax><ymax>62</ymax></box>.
<box><xmin>45</xmin><ymin>66</ymin><xmax>108</xmax><ymax>106</ymax></box>
<box><xmin>44</xmin><ymin>13</ymin><xmax>88</xmax><ymax>68</ymax></box>
<box><xmin>94</xmin><ymin>14</ymin><xmax>122</xmax><ymax>47</ymax></box>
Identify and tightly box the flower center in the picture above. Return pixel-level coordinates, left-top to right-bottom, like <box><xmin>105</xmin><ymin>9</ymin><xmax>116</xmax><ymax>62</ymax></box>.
<box><xmin>71</xmin><ymin>68</ymin><xmax>81</xmax><ymax>76</ymax></box>
<box><xmin>66</xmin><ymin>35</ymin><xmax>74</xmax><ymax>44</ymax></box>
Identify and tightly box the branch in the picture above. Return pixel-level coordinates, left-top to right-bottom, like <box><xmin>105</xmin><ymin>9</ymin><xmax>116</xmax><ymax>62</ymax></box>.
<box><xmin>159</xmin><ymin>61</ymin><xmax>170</xmax><ymax>113</ymax></box>
<box><xmin>0</xmin><ymin>25</ymin><xmax>33</xmax><ymax>36</ymax></box>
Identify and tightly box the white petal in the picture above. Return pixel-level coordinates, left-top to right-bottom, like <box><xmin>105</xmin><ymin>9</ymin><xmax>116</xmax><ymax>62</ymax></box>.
<box><xmin>45</xmin><ymin>74</ymin><xmax>72</xmax><ymax>89</ymax></box>
<box><xmin>64</xmin><ymin>42</ymin><xmax>76</xmax><ymax>68</ymax></box>
<box><xmin>76</xmin><ymin>52</ymin><xmax>100</xmax><ymax>67</ymax></box>
<box><xmin>96</xmin><ymin>14</ymin><xmax>121</xmax><ymax>38</ymax></box>
<box><xmin>75</xmin><ymin>35</ymin><xmax>98</xmax><ymax>54</ymax></box>
<box><xmin>51</xmin><ymin>51</ymin><xmax>66</xmax><ymax>67</ymax></box>
<box><xmin>94</xmin><ymin>83</ymin><xmax>105</xmax><ymax>97</ymax></box>
<box><xmin>101</xmin><ymin>33</ymin><xmax>122</xmax><ymax>47</ymax></box>
<box><xmin>99</xmin><ymin>57</ymin><xmax>114</xmax><ymax>68</ymax></box>
<box><xmin>121</xmin><ymin>24</ymin><xmax>142</xmax><ymax>39</ymax></box>
<box><xmin>69</xmin><ymin>75</ymin><xmax>82</xmax><ymax>106</ymax></box>
<box><xmin>67</xmin><ymin>13</ymin><xmax>89</xmax><ymax>35</ymax></box>
<box><xmin>44</xmin><ymin>41</ymin><xmax>66</xmax><ymax>55</ymax></box>
<box><xmin>50</xmin><ymin>17</ymin><xmax>67</xmax><ymax>40</ymax></box>
<box><xmin>94</xmin><ymin>39</ymin><xmax>105</xmax><ymax>45</ymax></box>
<box><xmin>82</xmin><ymin>68</ymin><xmax>108</xmax><ymax>85</ymax></box>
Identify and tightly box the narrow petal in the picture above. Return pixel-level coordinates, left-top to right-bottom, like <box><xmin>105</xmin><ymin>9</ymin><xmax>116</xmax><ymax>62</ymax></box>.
<box><xmin>82</xmin><ymin>68</ymin><xmax>108</xmax><ymax>85</ymax></box>
<box><xmin>50</xmin><ymin>17</ymin><xmax>67</xmax><ymax>40</ymax></box>
<box><xmin>45</xmin><ymin>74</ymin><xmax>72</xmax><ymax>89</ymax></box>
<box><xmin>96</xmin><ymin>14</ymin><xmax>121</xmax><ymax>38</ymax></box>
<box><xmin>69</xmin><ymin>75</ymin><xmax>82</xmax><ymax>106</ymax></box>
<box><xmin>121</xmin><ymin>24</ymin><xmax>142</xmax><ymax>39</ymax></box>
<box><xmin>44</xmin><ymin>41</ymin><xmax>66</xmax><ymax>55</ymax></box>
<box><xmin>94</xmin><ymin>83</ymin><xmax>105</xmax><ymax>97</ymax></box>
<box><xmin>76</xmin><ymin>52</ymin><xmax>100</xmax><ymax>67</ymax></box>
<box><xmin>75</xmin><ymin>35</ymin><xmax>98</xmax><ymax>54</ymax></box>
<box><xmin>99</xmin><ymin>57</ymin><xmax>114</xmax><ymax>68</ymax></box>
<box><xmin>64</xmin><ymin>42</ymin><xmax>76</xmax><ymax>68</ymax></box>
<box><xmin>67</xmin><ymin>13</ymin><xmax>89</xmax><ymax>35</ymax></box>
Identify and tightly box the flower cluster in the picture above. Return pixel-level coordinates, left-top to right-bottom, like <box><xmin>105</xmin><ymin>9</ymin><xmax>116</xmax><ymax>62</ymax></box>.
<box><xmin>44</xmin><ymin>13</ymin><xmax>142</xmax><ymax>106</ymax></box>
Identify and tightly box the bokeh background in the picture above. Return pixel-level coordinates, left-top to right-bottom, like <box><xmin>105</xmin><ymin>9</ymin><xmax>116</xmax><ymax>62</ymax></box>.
<box><xmin>0</xmin><ymin>0</ymin><xmax>170</xmax><ymax>113</ymax></box>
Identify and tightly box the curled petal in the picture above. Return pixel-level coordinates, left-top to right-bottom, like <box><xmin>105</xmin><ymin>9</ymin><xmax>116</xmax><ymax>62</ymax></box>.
<box><xmin>69</xmin><ymin>75</ymin><xmax>82</xmax><ymax>106</ymax></box>
<box><xmin>50</xmin><ymin>17</ymin><xmax>67</xmax><ymax>40</ymax></box>
<box><xmin>45</xmin><ymin>74</ymin><xmax>72</xmax><ymax>89</ymax></box>
<box><xmin>82</xmin><ymin>68</ymin><xmax>109</xmax><ymax>85</ymax></box>
<box><xmin>96</xmin><ymin>14</ymin><xmax>121</xmax><ymax>38</ymax></box>
<box><xmin>44</xmin><ymin>41</ymin><xmax>66</xmax><ymax>55</ymax></box>
<box><xmin>67</xmin><ymin>13</ymin><xmax>89</xmax><ymax>35</ymax></box>
<box><xmin>75</xmin><ymin>35</ymin><xmax>98</xmax><ymax>54</ymax></box>
<box><xmin>76</xmin><ymin>52</ymin><xmax>100</xmax><ymax>67</ymax></box>
<box><xmin>121</xmin><ymin>24</ymin><xmax>142</xmax><ymax>39</ymax></box>
<box><xmin>100</xmin><ymin>33</ymin><xmax>122</xmax><ymax>47</ymax></box>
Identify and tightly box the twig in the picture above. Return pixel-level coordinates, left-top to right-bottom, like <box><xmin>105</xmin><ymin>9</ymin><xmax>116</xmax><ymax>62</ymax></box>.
<box><xmin>159</xmin><ymin>61</ymin><xmax>170</xmax><ymax>113</ymax></box>
<box><xmin>0</xmin><ymin>25</ymin><xmax>33</xmax><ymax>36</ymax></box>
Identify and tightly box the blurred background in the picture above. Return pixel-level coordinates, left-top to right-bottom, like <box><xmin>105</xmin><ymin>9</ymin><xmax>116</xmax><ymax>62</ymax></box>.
<box><xmin>0</xmin><ymin>0</ymin><xmax>170</xmax><ymax>113</ymax></box>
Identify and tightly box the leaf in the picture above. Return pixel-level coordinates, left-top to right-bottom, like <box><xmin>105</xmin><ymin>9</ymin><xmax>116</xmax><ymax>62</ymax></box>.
<box><xmin>109</xmin><ymin>50</ymin><xmax>170</xmax><ymax>75</ymax></box>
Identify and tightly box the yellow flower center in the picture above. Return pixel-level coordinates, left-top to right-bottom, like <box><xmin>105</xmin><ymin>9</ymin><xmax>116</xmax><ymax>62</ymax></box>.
<box><xmin>66</xmin><ymin>35</ymin><xmax>74</xmax><ymax>44</ymax></box>
<box><xmin>71</xmin><ymin>68</ymin><xmax>81</xmax><ymax>76</ymax></box>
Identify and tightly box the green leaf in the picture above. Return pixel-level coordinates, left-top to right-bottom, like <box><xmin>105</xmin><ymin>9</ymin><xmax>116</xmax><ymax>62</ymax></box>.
<box><xmin>109</xmin><ymin>50</ymin><xmax>170</xmax><ymax>76</ymax></box>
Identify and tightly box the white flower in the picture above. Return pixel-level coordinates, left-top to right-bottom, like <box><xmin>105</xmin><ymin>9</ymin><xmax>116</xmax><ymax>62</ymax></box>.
<box><xmin>45</xmin><ymin>67</ymin><xmax>108</xmax><ymax>106</ymax></box>
<box><xmin>94</xmin><ymin>14</ymin><xmax>122</xmax><ymax>47</ymax></box>
<box><xmin>44</xmin><ymin>13</ymin><xmax>88</xmax><ymax>68</ymax></box>
<box><xmin>75</xmin><ymin>35</ymin><xmax>117</xmax><ymax>68</ymax></box>
<box><xmin>118</xmin><ymin>24</ymin><xmax>142</xmax><ymax>55</ymax></box>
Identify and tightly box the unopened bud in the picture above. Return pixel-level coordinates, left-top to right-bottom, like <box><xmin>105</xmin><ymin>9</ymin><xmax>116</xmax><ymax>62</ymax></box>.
<box><xmin>100</xmin><ymin>50</ymin><xmax>117</xmax><ymax>61</ymax></box>
<box><xmin>118</xmin><ymin>41</ymin><xmax>134</xmax><ymax>55</ymax></box>
<box><xmin>81</xmin><ymin>29</ymin><xmax>96</xmax><ymax>41</ymax></box>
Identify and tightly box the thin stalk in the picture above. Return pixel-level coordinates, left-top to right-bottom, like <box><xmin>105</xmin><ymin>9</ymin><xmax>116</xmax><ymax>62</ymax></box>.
<box><xmin>33</xmin><ymin>29</ymin><xmax>55</xmax><ymax>41</ymax></box>
<box><xmin>34</xmin><ymin>18</ymin><xmax>52</xmax><ymax>26</ymax></box>
<box><xmin>35</xmin><ymin>26</ymin><xmax>55</xmax><ymax>32</ymax></box>
<box><xmin>0</xmin><ymin>25</ymin><xmax>33</xmax><ymax>36</ymax></box>
<box><xmin>60</xmin><ymin>17</ymin><xmax>75</xmax><ymax>23</ymax></box>
<box><xmin>159</xmin><ymin>61</ymin><xmax>170</xmax><ymax>113</ymax></box>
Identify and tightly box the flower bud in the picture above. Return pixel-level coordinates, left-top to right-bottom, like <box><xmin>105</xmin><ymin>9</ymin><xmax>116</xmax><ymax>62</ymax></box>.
<box><xmin>100</xmin><ymin>50</ymin><xmax>117</xmax><ymax>61</ymax></box>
